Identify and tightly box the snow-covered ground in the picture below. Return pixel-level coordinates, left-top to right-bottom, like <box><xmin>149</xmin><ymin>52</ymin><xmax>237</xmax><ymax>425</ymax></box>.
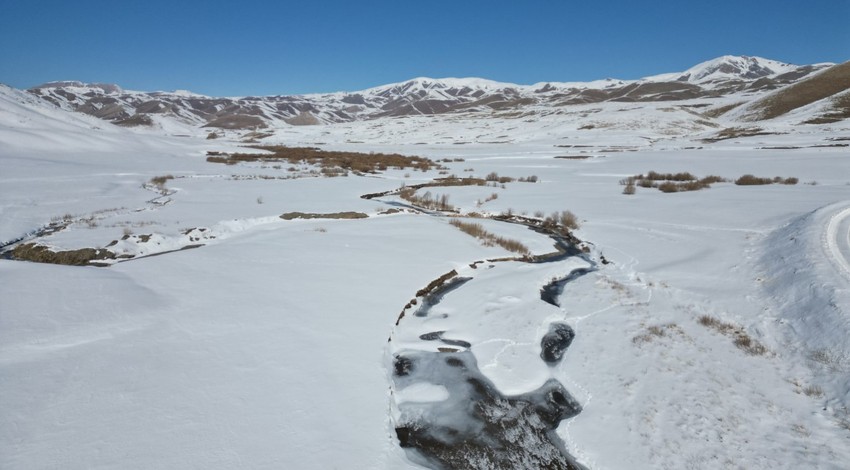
<box><xmin>1</xmin><ymin>82</ymin><xmax>849</xmax><ymax>469</ymax></box>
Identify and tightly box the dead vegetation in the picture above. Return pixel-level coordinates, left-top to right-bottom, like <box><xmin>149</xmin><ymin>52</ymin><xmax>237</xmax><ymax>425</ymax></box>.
<box><xmin>206</xmin><ymin>145</ymin><xmax>440</xmax><ymax>174</ymax></box>
<box><xmin>698</xmin><ymin>315</ymin><xmax>768</xmax><ymax>356</ymax></box>
<box><xmin>449</xmin><ymin>219</ymin><xmax>531</xmax><ymax>255</ymax></box>
<box><xmin>399</xmin><ymin>189</ymin><xmax>455</xmax><ymax>211</ymax></box>
<box><xmin>11</xmin><ymin>243</ymin><xmax>116</xmax><ymax>266</ymax></box>
<box><xmin>620</xmin><ymin>170</ymin><xmax>798</xmax><ymax>194</ymax></box>
<box><xmin>632</xmin><ymin>323</ymin><xmax>684</xmax><ymax>345</ymax></box>
<box><xmin>415</xmin><ymin>270</ymin><xmax>459</xmax><ymax>298</ymax></box>
<box><xmin>280</xmin><ymin>211</ymin><xmax>369</xmax><ymax>220</ymax></box>
<box><xmin>735</xmin><ymin>175</ymin><xmax>799</xmax><ymax>185</ymax></box>
<box><xmin>149</xmin><ymin>174</ymin><xmax>174</xmax><ymax>189</ymax></box>
<box><xmin>619</xmin><ymin>172</ymin><xmax>724</xmax><ymax>194</ymax></box>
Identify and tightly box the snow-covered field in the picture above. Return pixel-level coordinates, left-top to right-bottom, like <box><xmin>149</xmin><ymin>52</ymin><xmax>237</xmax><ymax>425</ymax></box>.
<box><xmin>2</xmin><ymin>82</ymin><xmax>850</xmax><ymax>469</ymax></box>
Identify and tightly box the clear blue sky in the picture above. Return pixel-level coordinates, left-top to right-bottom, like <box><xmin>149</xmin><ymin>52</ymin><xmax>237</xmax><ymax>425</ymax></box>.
<box><xmin>1</xmin><ymin>0</ymin><xmax>847</xmax><ymax>96</ymax></box>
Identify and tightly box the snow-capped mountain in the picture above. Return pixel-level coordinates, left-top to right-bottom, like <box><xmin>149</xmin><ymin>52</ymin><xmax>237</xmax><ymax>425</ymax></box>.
<box><xmin>644</xmin><ymin>55</ymin><xmax>799</xmax><ymax>85</ymax></box>
<box><xmin>23</xmin><ymin>56</ymin><xmax>843</xmax><ymax>131</ymax></box>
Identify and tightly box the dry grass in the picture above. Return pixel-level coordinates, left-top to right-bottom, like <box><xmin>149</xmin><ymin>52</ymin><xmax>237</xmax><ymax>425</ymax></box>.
<box><xmin>207</xmin><ymin>145</ymin><xmax>440</xmax><ymax>174</ymax></box>
<box><xmin>698</xmin><ymin>315</ymin><xmax>768</xmax><ymax>356</ymax></box>
<box><xmin>802</xmin><ymin>385</ymin><xmax>824</xmax><ymax>398</ymax></box>
<box><xmin>632</xmin><ymin>323</ymin><xmax>682</xmax><ymax>345</ymax></box>
<box><xmin>449</xmin><ymin>219</ymin><xmax>530</xmax><ymax>255</ymax></box>
<box><xmin>149</xmin><ymin>174</ymin><xmax>174</xmax><ymax>188</ymax></box>
<box><xmin>280</xmin><ymin>211</ymin><xmax>368</xmax><ymax>220</ymax></box>
<box><xmin>11</xmin><ymin>243</ymin><xmax>116</xmax><ymax>266</ymax></box>
<box><xmin>416</xmin><ymin>270</ymin><xmax>459</xmax><ymax>298</ymax></box>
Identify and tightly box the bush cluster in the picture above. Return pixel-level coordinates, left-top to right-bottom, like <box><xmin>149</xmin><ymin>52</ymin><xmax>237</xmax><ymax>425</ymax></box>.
<box><xmin>207</xmin><ymin>146</ymin><xmax>441</xmax><ymax>174</ymax></box>
<box><xmin>399</xmin><ymin>189</ymin><xmax>455</xmax><ymax>211</ymax></box>
<box><xmin>735</xmin><ymin>174</ymin><xmax>799</xmax><ymax>185</ymax></box>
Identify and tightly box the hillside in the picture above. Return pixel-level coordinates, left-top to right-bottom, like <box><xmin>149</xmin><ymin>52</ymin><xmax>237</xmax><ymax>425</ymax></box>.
<box><xmin>24</xmin><ymin>56</ymin><xmax>840</xmax><ymax>132</ymax></box>
<box><xmin>735</xmin><ymin>61</ymin><xmax>850</xmax><ymax>121</ymax></box>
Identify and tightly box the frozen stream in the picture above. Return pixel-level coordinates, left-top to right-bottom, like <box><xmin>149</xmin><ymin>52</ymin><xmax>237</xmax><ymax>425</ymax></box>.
<box><xmin>383</xmin><ymin>197</ymin><xmax>594</xmax><ymax>469</ymax></box>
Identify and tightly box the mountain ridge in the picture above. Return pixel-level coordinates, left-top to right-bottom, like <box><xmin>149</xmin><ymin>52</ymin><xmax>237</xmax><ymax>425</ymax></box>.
<box><xmin>21</xmin><ymin>55</ymin><xmax>846</xmax><ymax>131</ymax></box>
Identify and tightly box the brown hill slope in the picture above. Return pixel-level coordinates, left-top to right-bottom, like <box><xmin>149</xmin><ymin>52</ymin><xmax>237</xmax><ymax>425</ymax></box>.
<box><xmin>741</xmin><ymin>61</ymin><xmax>850</xmax><ymax>121</ymax></box>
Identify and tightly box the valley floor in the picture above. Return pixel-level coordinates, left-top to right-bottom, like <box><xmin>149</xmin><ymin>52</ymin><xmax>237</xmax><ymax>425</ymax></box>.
<box><xmin>1</xmin><ymin>100</ymin><xmax>850</xmax><ymax>469</ymax></box>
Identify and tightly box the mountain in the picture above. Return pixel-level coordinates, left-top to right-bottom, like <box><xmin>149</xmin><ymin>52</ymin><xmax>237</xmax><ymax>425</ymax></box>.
<box><xmin>644</xmin><ymin>55</ymin><xmax>798</xmax><ymax>85</ymax></box>
<box><xmin>23</xmin><ymin>56</ymin><xmax>844</xmax><ymax>131</ymax></box>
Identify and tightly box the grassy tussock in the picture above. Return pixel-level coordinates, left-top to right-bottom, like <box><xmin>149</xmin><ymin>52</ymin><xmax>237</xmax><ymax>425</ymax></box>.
<box><xmin>449</xmin><ymin>219</ymin><xmax>530</xmax><ymax>255</ymax></box>
<box><xmin>698</xmin><ymin>315</ymin><xmax>768</xmax><ymax>356</ymax></box>
<box><xmin>150</xmin><ymin>174</ymin><xmax>174</xmax><ymax>188</ymax></box>
<box><xmin>207</xmin><ymin>145</ymin><xmax>440</xmax><ymax>173</ymax></box>
<box><xmin>280</xmin><ymin>211</ymin><xmax>368</xmax><ymax>220</ymax></box>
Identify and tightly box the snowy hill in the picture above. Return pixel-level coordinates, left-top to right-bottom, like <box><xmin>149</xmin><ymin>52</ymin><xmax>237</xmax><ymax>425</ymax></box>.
<box><xmin>644</xmin><ymin>55</ymin><xmax>800</xmax><ymax>85</ymax></box>
<box><xmin>24</xmin><ymin>56</ymin><xmax>843</xmax><ymax>132</ymax></box>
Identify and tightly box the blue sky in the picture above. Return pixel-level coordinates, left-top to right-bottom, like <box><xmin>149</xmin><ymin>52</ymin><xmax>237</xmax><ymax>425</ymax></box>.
<box><xmin>1</xmin><ymin>0</ymin><xmax>847</xmax><ymax>96</ymax></box>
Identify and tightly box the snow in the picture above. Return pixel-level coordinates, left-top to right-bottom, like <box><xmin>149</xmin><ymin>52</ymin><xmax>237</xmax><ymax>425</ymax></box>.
<box><xmin>644</xmin><ymin>55</ymin><xmax>801</xmax><ymax>85</ymax></box>
<box><xmin>2</xmin><ymin>71</ymin><xmax>850</xmax><ymax>469</ymax></box>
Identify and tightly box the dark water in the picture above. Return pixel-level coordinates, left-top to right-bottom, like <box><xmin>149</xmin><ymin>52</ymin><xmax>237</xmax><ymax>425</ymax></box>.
<box><xmin>393</xmin><ymin>350</ymin><xmax>586</xmax><ymax>470</ymax></box>
<box><xmin>413</xmin><ymin>277</ymin><xmax>473</xmax><ymax>318</ymax></box>
<box><xmin>540</xmin><ymin>268</ymin><xmax>593</xmax><ymax>307</ymax></box>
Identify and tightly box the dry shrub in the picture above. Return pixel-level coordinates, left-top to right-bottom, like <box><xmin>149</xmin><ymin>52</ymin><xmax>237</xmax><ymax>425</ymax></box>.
<box><xmin>558</xmin><ymin>210</ymin><xmax>580</xmax><ymax>230</ymax></box>
<box><xmin>485</xmin><ymin>172</ymin><xmax>515</xmax><ymax>184</ymax></box>
<box><xmin>735</xmin><ymin>174</ymin><xmax>798</xmax><ymax>186</ymax></box>
<box><xmin>150</xmin><ymin>174</ymin><xmax>174</xmax><ymax>187</ymax></box>
<box><xmin>623</xmin><ymin>171</ymin><xmax>728</xmax><ymax>194</ymax></box>
<box><xmin>449</xmin><ymin>219</ymin><xmax>530</xmax><ymax>255</ymax></box>
<box><xmin>735</xmin><ymin>174</ymin><xmax>773</xmax><ymax>185</ymax></box>
<box><xmin>399</xmin><ymin>189</ymin><xmax>455</xmax><ymax>211</ymax></box>
<box><xmin>643</xmin><ymin>171</ymin><xmax>697</xmax><ymax>181</ymax></box>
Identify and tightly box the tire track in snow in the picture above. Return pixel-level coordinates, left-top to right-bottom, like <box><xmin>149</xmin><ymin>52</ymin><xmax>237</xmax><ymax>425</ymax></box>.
<box><xmin>824</xmin><ymin>204</ymin><xmax>850</xmax><ymax>281</ymax></box>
